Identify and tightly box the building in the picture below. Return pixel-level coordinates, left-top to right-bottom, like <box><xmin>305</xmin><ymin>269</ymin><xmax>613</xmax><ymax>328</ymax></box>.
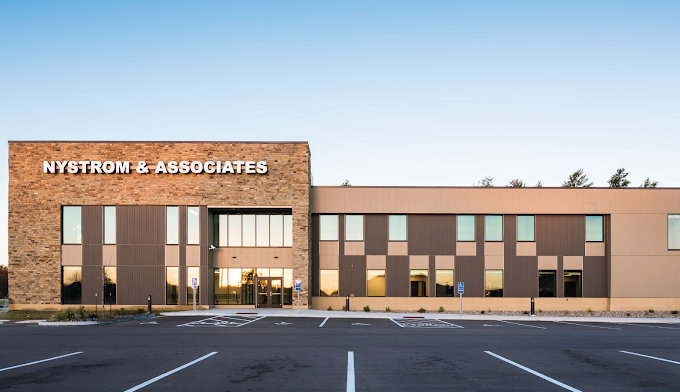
<box><xmin>7</xmin><ymin>141</ymin><xmax>680</xmax><ymax>311</ymax></box>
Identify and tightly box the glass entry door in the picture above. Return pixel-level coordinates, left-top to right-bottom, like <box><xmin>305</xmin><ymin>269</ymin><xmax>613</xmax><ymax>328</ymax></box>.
<box><xmin>255</xmin><ymin>277</ymin><xmax>283</xmax><ymax>308</ymax></box>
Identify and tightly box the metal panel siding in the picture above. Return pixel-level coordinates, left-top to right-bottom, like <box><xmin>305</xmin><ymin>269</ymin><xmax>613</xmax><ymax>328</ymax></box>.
<box><xmin>82</xmin><ymin>206</ymin><xmax>103</xmax><ymax>245</ymax></box>
<box><xmin>81</xmin><ymin>265</ymin><xmax>102</xmax><ymax>305</ymax></box>
<box><xmin>455</xmin><ymin>256</ymin><xmax>484</xmax><ymax>297</ymax></box>
<box><xmin>82</xmin><ymin>245</ymin><xmax>103</xmax><ymax>266</ymax></box>
<box><xmin>504</xmin><ymin>256</ymin><xmax>538</xmax><ymax>297</ymax></box>
<box><xmin>338</xmin><ymin>256</ymin><xmax>367</xmax><ymax>297</ymax></box>
<box><xmin>312</xmin><ymin>215</ymin><xmax>320</xmax><ymax>256</ymax></box>
<box><xmin>312</xmin><ymin>255</ymin><xmax>320</xmax><ymax>296</ymax></box>
<box><xmin>200</xmin><ymin>266</ymin><xmax>209</xmax><ymax>305</ymax></box>
<box><xmin>407</xmin><ymin>215</ymin><xmax>456</xmax><ymax>255</ymax></box>
<box><xmin>536</xmin><ymin>215</ymin><xmax>585</xmax><ymax>256</ymax></box>
<box><xmin>557</xmin><ymin>256</ymin><xmax>564</xmax><ymax>297</ymax></box>
<box><xmin>504</xmin><ymin>215</ymin><xmax>517</xmax><ymax>256</ymax></box>
<box><xmin>339</xmin><ymin>214</ymin><xmax>345</xmax><ymax>256</ymax></box>
<box><xmin>428</xmin><ymin>255</ymin><xmax>436</xmax><ymax>297</ymax></box>
<box><xmin>199</xmin><ymin>206</ymin><xmax>208</xmax><ymax>246</ymax></box>
<box><xmin>385</xmin><ymin>256</ymin><xmax>409</xmax><ymax>297</ymax></box>
<box><xmin>605</xmin><ymin>214</ymin><xmax>612</xmax><ymax>298</ymax></box>
<box><xmin>365</xmin><ymin>214</ymin><xmax>388</xmax><ymax>255</ymax></box>
<box><xmin>179</xmin><ymin>206</ymin><xmax>187</xmax><ymax>246</ymax></box>
<box><xmin>117</xmin><ymin>206</ymin><xmax>165</xmax><ymax>245</ymax></box>
<box><xmin>179</xmin><ymin>265</ymin><xmax>187</xmax><ymax>305</ymax></box>
<box><xmin>475</xmin><ymin>215</ymin><xmax>484</xmax><ymax>256</ymax></box>
<box><xmin>584</xmin><ymin>256</ymin><xmax>607</xmax><ymax>298</ymax></box>
<box><xmin>116</xmin><ymin>266</ymin><xmax>166</xmax><ymax>305</ymax></box>
<box><xmin>116</xmin><ymin>244</ymin><xmax>164</xmax><ymax>267</ymax></box>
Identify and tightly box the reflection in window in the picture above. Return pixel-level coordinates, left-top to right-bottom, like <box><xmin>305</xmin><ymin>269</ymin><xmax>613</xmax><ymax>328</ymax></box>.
<box><xmin>62</xmin><ymin>266</ymin><xmax>82</xmax><ymax>304</ymax></box>
<box><xmin>256</xmin><ymin>214</ymin><xmax>270</xmax><ymax>247</ymax></box>
<box><xmin>242</xmin><ymin>214</ymin><xmax>256</xmax><ymax>247</ymax></box>
<box><xmin>214</xmin><ymin>269</ymin><xmax>228</xmax><ymax>305</ymax></box>
<box><xmin>517</xmin><ymin>215</ymin><xmax>535</xmax><ymax>242</ymax></box>
<box><xmin>270</xmin><ymin>215</ymin><xmax>284</xmax><ymax>247</ymax></box>
<box><xmin>166</xmin><ymin>207</ymin><xmax>179</xmax><ymax>245</ymax></box>
<box><xmin>166</xmin><ymin>267</ymin><xmax>178</xmax><ymax>305</ymax></box>
<box><xmin>586</xmin><ymin>216</ymin><xmax>603</xmax><ymax>242</ymax></box>
<box><xmin>436</xmin><ymin>270</ymin><xmax>454</xmax><ymax>297</ymax></box>
<box><xmin>564</xmin><ymin>270</ymin><xmax>582</xmax><ymax>297</ymax></box>
<box><xmin>228</xmin><ymin>215</ymin><xmax>242</xmax><ymax>247</ymax></box>
<box><xmin>389</xmin><ymin>215</ymin><xmax>407</xmax><ymax>241</ymax></box>
<box><xmin>346</xmin><ymin>215</ymin><xmax>364</xmax><ymax>241</ymax></box>
<box><xmin>320</xmin><ymin>270</ymin><xmax>339</xmax><ymax>296</ymax></box>
<box><xmin>410</xmin><ymin>270</ymin><xmax>428</xmax><ymax>297</ymax></box>
<box><xmin>104</xmin><ymin>206</ymin><xmax>116</xmax><ymax>244</ymax></box>
<box><xmin>485</xmin><ymin>270</ymin><xmax>503</xmax><ymax>297</ymax></box>
<box><xmin>187</xmin><ymin>207</ymin><xmax>200</xmax><ymax>245</ymax></box>
<box><xmin>457</xmin><ymin>215</ymin><xmax>475</xmax><ymax>241</ymax></box>
<box><xmin>320</xmin><ymin>215</ymin><xmax>339</xmax><ymax>241</ymax></box>
<box><xmin>104</xmin><ymin>266</ymin><xmax>116</xmax><ymax>305</ymax></box>
<box><xmin>257</xmin><ymin>268</ymin><xmax>269</xmax><ymax>277</ymax></box>
<box><xmin>216</xmin><ymin>213</ymin><xmax>293</xmax><ymax>247</ymax></box>
<box><xmin>485</xmin><ymin>215</ymin><xmax>503</xmax><ymax>242</ymax></box>
<box><xmin>241</xmin><ymin>268</ymin><xmax>256</xmax><ymax>305</ymax></box>
<box><xmin>228</xmin><ymin>268</ymin><xmax>242</xmax><ymax>304</ymax></box>
<box><xmin>284</xmin><ymin>215</ymin><xmax>293</xmax><ymax>247</ymax></box>
<box><xmin>63</xmin><ymin>206</ymin><xmax>82</xmax><ymax>244</ymax></box>
<box><xmin>283</xmin><ymin>268</ymin><xmax>293</xmax><ymax>305</ymax></box>
<box><xmin>367</xmin><ymin>270</ymin><xmax>385</xmax><ymax>297</ymax></box>
<box><xmin>538</xmin><ymin>270</ymin><xmax>556</xmax><ymax>297</ymax></box>
<box><xmin>668</xmin><ymin>215</ymin><xmax>680</xmax><ymax>250</ymax></box>
<box><xmin>187</xmin><ymin>267</ymin><xmax>200</xmax><ymax>304</ymax></box>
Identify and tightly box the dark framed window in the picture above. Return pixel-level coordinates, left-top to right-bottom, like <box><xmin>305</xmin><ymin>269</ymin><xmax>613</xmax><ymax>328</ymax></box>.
<box><xmin>538</xmin><ymin>270</ymin><xmax>556</xmax><ymax>297</ymax></box>
<box><xmin>62</xmin><ymin>266</ymin><xmax>82</xmax><ymax>304</ymax></box>
<box><xmin>517</xmin><ymin>215</ymin><xmax>535</xmax><ymax>242</ymax></box>
<box><xmin>320</xmin><ymin>270</ymin><xmax>339</xmax><ymax>296</ymax></box>
<box><xmin>485</xmin><ymin>270</ymin><xmax>503</xmax><ymax>297</ymax></box>
<box><xmin>410</xmin><ymin>270</ymin><xmax>428</xmax><ymax>297</ymax></box>
<box><xmin>457</xmin><ymin>215</ymin><xmax>475</xmax><ymax>241</ymax></box>
<box><xmin>389</xmin><ymin>215</ymin><xmax>407</xmax><ymax>241</ymax></box>
<box><xmin>320</xmin><ymin>215</ymin><xmax>339</xmax><ymax>241</ymax></box>
<box><xmin>345</xmin><ymin>215</ymin><xmax>364</xmax><ymax>241</ymax></box>
<box><xmin>436</xmin><ymin>270</ymin><xmax>454</xmax><ymax>297</ymax></box>
<box><xmin>62</xmin><ymin>206</ymin><xmax>82</xmax><ymax>244</ymax></box>
<box><xmin>187</xmin><ymin>206</ymin><xmax>200</xmax><ymax>245</ymax></box>
<box><xmin>367</xmin><ymin>270</ymin><xmax>385</xmax><ymax>297</ymax></box>
<box><xmin>166</xmin><ymin>267</ymin><xmax>178</xmax><ymax>305</ymax></box>
<box><xmin>669</xmin><ymin>215</ymin><xmax>680</xmax><ymax>250</ymax></box>
<box><xmin>104</xmin><ymin>206</ymin><xmax>116</xmax><ymax>244</ymax></box>
<box><xmin>485</xmin><ymin>215</ymin><xmax>503</xmax><ymax>242</ymax></box>
<box><xmin>564</xmin><ymin>270</ymin><xmax>582</xmax><ymax>297</ymax></box>
<box><xmin>586</xmin><ymin>216</ymin><xmax>603</xmax><ymax>242</ymax></box>
<box><xmin>104</xmin><ymin>266</ymin><xmax>116</xmax><ymax>305</ymax></box>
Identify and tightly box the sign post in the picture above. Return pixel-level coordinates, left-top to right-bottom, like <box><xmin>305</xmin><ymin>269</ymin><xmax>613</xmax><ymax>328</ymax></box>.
<box><xmin>295</xmin><ymin>279</ymin><xmax>302</xmax><ymax>314</ymax></box>
<box><xmin>191</xmin><ymin>277</ymin><xmax>198</xmax><ymax>313</ymax></box>
<box><xmin>458</xmin><ymin>282</ymin><xmax>464</xmax><ymax>317</ymax></box>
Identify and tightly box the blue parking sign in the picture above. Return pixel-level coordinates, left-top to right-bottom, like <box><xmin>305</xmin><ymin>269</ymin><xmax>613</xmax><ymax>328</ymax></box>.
<box><xmin>458</xmin><ymin>282</ymin><xmax>464</xmax><ymax>294</ymax></box>
<box><xmin>295</xmin><ymin>279</ymin><xmax>301</xmax><ymax>291</ymax></box>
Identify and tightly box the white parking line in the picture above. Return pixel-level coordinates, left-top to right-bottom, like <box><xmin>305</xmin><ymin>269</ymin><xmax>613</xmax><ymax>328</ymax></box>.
<box><xmin>554</xmin><ymin>321</ymin><xmax>621</xmax><ymax>330</ymax></box>
<box><xmin>124</xmin><ymin>352</ymin><xmax>218</xmax><ymax>392</ymax></box>
<box><xmin>617</xmin><ymin>323</ymin><xmax>680</xmax><ymax>330</ymax></box>
<box><xmin>319</xmin><ymin>317</ymin><xmax>329</xmax><ymax>328</ymax></box>
<box><xmin>389</xmin><ymin>318</ymin><xmax>404</xmax><ymax>328</ymax></box>
<box><xmin>177</xmin><ymin>315</ymin><xmax>265</xmax><ymax>327</ymax></box>
<box><xmin>620</xmin><ymin>351</ymin><xmax>680</xmax><ymax>365</ymax></box>
<box><xmin>347</xmin><ymin>351</ymin><xmax>355</xmax><ymax>392</ymax></box>
<box><xmin>0</xmin><ymin>352</ymin><xmax>83</xmax><ymax>372</ymax></box>
<box><xmin>389</xmin><ymin>318</ymin><xmax>464</xmax><ymax>328</ymax></box>
<box><xmin>498</xmin><ymin>320</ymin><xmax>547</xmax><ymax>329</ymax></box>
<box><xmin>485</xmin><ymin>351</ymin><xmax>582</xmax><ymax>392</ymax></box>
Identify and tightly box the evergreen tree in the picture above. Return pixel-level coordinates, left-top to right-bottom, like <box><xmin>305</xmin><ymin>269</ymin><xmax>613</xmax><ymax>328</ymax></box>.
<box><xmin>607</xmin><ymin>168</ymin><xmax>630</xmax><ymax>188</ymax></box>
<box><xmin>562</xmin><ymin>169</ymin><xmax>593</xmax><ymax>187</ymax></box>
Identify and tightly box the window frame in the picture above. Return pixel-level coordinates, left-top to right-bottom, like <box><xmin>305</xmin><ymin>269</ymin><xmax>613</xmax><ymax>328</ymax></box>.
<box><xmin>564</xmin><ymin>270</ymin><xmax>583</xmax><ymax>298</ymax></box>
<box><xmin>345</xmin><ymin>215</ymin><xmax>364</xmax><ymax>242</ymax></box>
<box><xmin>457</xmin><ymin>215</ymin><xmax>476</xmax><ymax>242</ymax></box>
<box><xmin>484</xmin><ymin>269</ymin><xmax>503</xmax><ymax>297</ymax></box>
<box><xmin>668</xmin><ymin>214</ymin><xmax>680</xmax><ymax>251</ymax></box>
<box><xmin>484</xmin><ymin>215</ymin><xmax>504</xmax><ymax>242</ymax></box>
<box><xmin>409</xmin><ymin>269</ymin><xmax>428</xmax><ymax>297</ymax></box>
<box><xmin>104</xmin><ymin>206</ymin><xmax>116</xmax><ymax>245</ymax></box>
<box><xmin>187</xmin><ymin>206</ymin><xmax>200</xmax><ymax>245</ymax></box>
<box><xmin>166</xmin><ymin>206</ymin><xmax>179</xmax><ymax>245</ymax></box>
<box><xmin>389</xmin><ymin>215</ymin><xmax>408</xmax><ymax>242</ymax></box>
<box><xmin>319</xmin><ymin>269</ymin><xmax>339</xmax><ymax>297</ymax></box>
<box><xmin>435</xmin><ymin>269</ymin><xmax>455</xmax><ymax>297</ymax></box>
<box><xmin>585</xmin><ymin>215</ymin><xmax>604</xmax><ymax>243</ymax></box>
<box><xmin>319</xmin><ymin>215</ymin><xmax>339</xmax><ymax>241</ymax></box>
<box><xmin>516</xmin><ymin>215</ymin><xmax>535</xmax><ymax>242</ymax></box>
<box><xmin>366</xmin><ymin>269</ymin><xmax>386</xmax><ymax>297</ymax></box>
<box><xmin>62</xmin><ymin>206</ymin><xmax>82</xmax><ymax>245</ymax></box>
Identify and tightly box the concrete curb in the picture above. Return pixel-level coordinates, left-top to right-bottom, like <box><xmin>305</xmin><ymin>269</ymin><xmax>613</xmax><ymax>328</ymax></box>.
<box><xmin>38</xmin><ymin>313</ymin><xmax>158</xmax><ymax>326</ymax></box>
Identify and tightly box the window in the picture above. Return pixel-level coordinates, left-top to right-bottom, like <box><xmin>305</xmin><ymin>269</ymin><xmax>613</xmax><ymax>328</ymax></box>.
<box><xmin>242</xmin><ymin>214</ymin><xmax>256</xmax><ymax>247</ymax></box>
<box><xmin>63</xmin><ymin>206</ymin><xmax>82</xmax><ymax>244</ymax></box>
<box><xmin>389</xmin><ymin>215</ymin><xmax>407</xmax><ymax>241</ymax></box>
<box><xmin>320</xmin><ymin>215</ymin><xmax>339</xmax><ymax>241</ymax></box>
<box><xmin>538</xmin><ymin>270</ymin><xmax>556</xmax><ymax>297</ymax></box>
<box><xmin>669</xmin><ymin>215</ymin><xmax>680</xmax><ymax>250</ymax></box>
<box><xmin>284</xmin><ymin>215</ymin><xmax>293</xmax><ymax>247</ymax></box>
<box><xmin>228</xmin><ymin>215</ymin><xmax>242</xmax><ymax>247</ymax></box>
<box><xmin>457</xmin><ymin>215</ymin><xmax>475</xmax><ymax>241</ymax></box>
<box><xmin>346</xmin><ymin>215</ymin><xmax>364</xmax><ymax>241</ymax></box>
<box><xmin>104</xmin><ymin>206</ymin><xmax>116</xmax><ymax>244</ymax></box>
<box><xmin>517</xmin><ymin>215</ymin><xmax>535</xmax><ymax>242</ymax></box>
<box><xmin>104</xmin><ymin>266</ymin><xmax>116</xmax><ymax>305</ymax></box>
<box><xmin>410</xmin><ymin>270</ymin><xmax>428</xmax><ymax>297</ymax></box>
<box><xmin>62</xmin><ymin>266</ymin><xmax>81</xmax><ymax>304</ymax></box>
<box><xmin>241</xmin><ymin>268</ymin><xmax>256</xmax><ymax>305</ymax></box>
<box><xmin>187</xmin><ymin>267</ymin><xmax>200</xmax><ymax>303</ymax></box>
<box><xmin>320</xmin><ymin>270</ymin><xmax>339</xmax><ymax>296</ymax></box>
<box><xmin>187</xmin><ymin>207</ymin><xmax>200</xmax><ymax>244</ymax></box>
<box><xmin>485</xmin><ymin>270</ymin><xmax>503</xmax><ymax>297</ymax></box>
<box><xmin>283</xmin><ymin>268</ymin><xmax>293</xmax><ymax>305</ymax></box>
<box><xmin>564</xmin><ymin>270</ymin><xmax>582</xmax><ymax>297</ymax></box>
<box><xmin>256</xmin><ymin>214</ymin><xmax>270</xmax><ymax>246</ymax></box>
<box><xmin>216</xmin><ymin>213</ymin><xmax>293</xmax><ymax>248</ymax></box>
<box><xmin>214</xmin><ymin>268</ymin><xmax>228</xmax><ymax>305</ymax></box>
<box><xmin>270</xmin><ymin>215</ymin><xmax>284</xmax><ymax>247</ymax></box>
<box><xmin>586</xmin><ymin>216</ymin><xmax>603</xmax><ymax>242</ymax></box>
<box><xmin>485</xmin><ymin>215</ymin><xmax>503</xmax><ymax>242</ymax></box>
<box><xmin>367</xmin><ymin>270</ymin><xmax>385</xmax><ymax>297</ymax></box>
<box><xmin>436</xmin><ymin>270</ymin><xmax>454</xmax><ymax>297</ymax></box>
<box><xmin>166</xmin><ymin>267</ymin><xmax>178</xmax><ymax>305</ymax></box>
<box><xmin>166</xmin><ymin>207</ymin><xmax>179</xmax><ymax>245</ymax></box>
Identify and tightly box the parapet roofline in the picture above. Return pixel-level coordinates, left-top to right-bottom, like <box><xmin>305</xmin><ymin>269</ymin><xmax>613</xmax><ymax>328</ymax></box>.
<box><xmin>8</xmin><ymin>140</ymin><xmax>309</xmax><ymax>144</ymax></box>
<box><xmin>312</xmin><ymin>186</ymin><xmax>680</xmax><ymax>190</ymax></box>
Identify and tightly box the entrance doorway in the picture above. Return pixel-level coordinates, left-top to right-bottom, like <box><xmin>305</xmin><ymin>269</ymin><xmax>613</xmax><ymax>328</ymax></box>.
<box><xmin>256</xmin><ymin>277</ymin><xmax>283</xmax><ymax>308</ymax></box>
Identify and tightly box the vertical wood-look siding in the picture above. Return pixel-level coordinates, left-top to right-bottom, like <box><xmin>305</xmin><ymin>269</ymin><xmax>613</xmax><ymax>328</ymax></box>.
<box><xmin>407</xmin><ymin>215</ymin><xmax>456</xmax><ymax>255</ymax></box>
<box><xmin>365</xmin><ymin>214</ymin><xmax>388</xmax><ymax>255</ymax></box>
<box><xmin>475</xmin><ymin>215</ymin><xmax>484</xmax><ymax>255</ymax></box>
<box><xmin>82</xmin><ymin>206</ymin><xmax>103</xmax><ymax>245</ymax></box>
<box><xmin>584</xmin><ymin>256</ymin><xmax>607</xmax><ymax>298</ymax></box>
<box><xmin>339</xmin><ymin>214</ymin><xmax>345</xmax><ymax>256</ymax></box>
<box><xmin>82</xmin><ymin>245</ymin><xmax>103</xmax><ymax>266</ymax></box>
<box><xmin>312</xmin><ymin>215</ymin><xmax>320</xmax><ymax>255</ymax></box>
<box><xmin>179</xmin><ymin>265</ymin><xmax>187</xmax><ymax>305</ymax></box>
<box><xmin>455</xmin><ymin>256</ymin><xmax>484</xmax><ymax>297</ymax></box>
<box><xmin>504</xmin><ymin>215</ymin><xmax>517</xmax><ymax>256</ymax></box>
<box><xmin>504</xmin><ymin>256</ymin><xmax>538</xmax><ymax>297</ymax></box>
<box><xmin>536</xmin><ymin>215</ymin><xmax>585</xmax><ymax>256</ymax></box>
<box><xmin>116</xmin><ymin>266</ymin><xmax>166</xmax><ymax>305</ymax></box>
<box><xmin>557</xmin><ymin>256</ymin><xmax>564</xmax><ymax>297</ymax></box>
<box><xmin>199</xmin><ymin>206</ymin><xmax>209</xmax><ymax>305</ymax></box>
<box><xmin>200</xmin><ymin>266</ymin><xmax>209</xmax><ymax>305</ymax></box>
<box><xmin>117</xmin><ymin>206</ymin><xmax>165</xmax><ymax>245</ymax></box>
<box><xmin>312</xmin><ymin>255</ymin><xmax>320</xmax><ymax>296</ymax></box>
<box><xmin>428</xmin><ymin>255</ymin><xmax>436</xmax><ymax>297</ymax></box>
<box><xmin>385</xmin><ymin>256</ymin><xmax>409</xmax><ymax>297</ymax></box>
<box><xmin>81</xmin><ymin>265</ymin><xmax>103</xmax><ymax>305</ymax></box>
<box><xmin>605</xmin><ymin>215</ymin><xmax>612</xmax><ymax>298</ymax></box>
<box><xmin>179</xmin><ymin>206</ymin><xmax>187</xmax><ymax>246</ymax></box>
<box><xmin>339</xmin><ymin>255</ymin><xmax>367</xmax><ymax>297</ymax></box>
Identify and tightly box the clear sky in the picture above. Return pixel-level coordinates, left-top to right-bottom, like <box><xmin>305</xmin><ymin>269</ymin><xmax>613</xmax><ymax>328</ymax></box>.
<box><xmin>1</xmin><ymin>1</ymin><xmax>679</xmax><ymax>265</ymax></box>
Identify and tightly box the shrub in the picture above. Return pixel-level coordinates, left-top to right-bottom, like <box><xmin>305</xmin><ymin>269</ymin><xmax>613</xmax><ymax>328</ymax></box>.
<box><xmin>385</xmin><ymin>307</ymin><xmax>391</xmax><ymax>313</ymax></box>
<box><xmin>438</xmin><ymin>306</ymin><xmax>444</xmax><ymax>313</ymax></box>
<box><xmin>137</xmin><ymin>308</ymin><xmax>145</xmax><ymax>314</ymax></box>
<box><xmin>417</xmin><ymin>307</ymin><xmax>426</xmax><ymax>313</ymax></box>
<box><xmin>76</xmin><ymin>306</ymin><xmax>86</xmax><ymax>319</ymax></box>
<box><xmin>563</xmin><ymin>310</ymin><xmax>570</xmax><ymax>316</ymax></box>
<box><xmin>363</xmin><ymin>305</ymin><xmax>371</xmax><ymax>312</ymax></box>
<box><xmin>327</xmin><ymin>306</ymin><xmax>333</xmax><ymax>311</ymax></box>
<box><xmin>672</xmin><ymin>310</ymin><xmax>678</xmax><ymax>315</ymax></box>
<box><xmin>480</xmin><ymin>310</ymin><xmax>485</xmax><ymax>314</ymax></box>
<box><xmin>342</xmin><ymin>306</ymin><xmax>347</xmax><ymax>311</ymax></box>
<box><xmin>648</xmin><ymin>308</ymin><xmax>655</xmax><ymax>313</ymax></box>
<box><xmin>538</xmin><ymin>309</ymin><xmax>542</xmax><ymax>313</ymax></box>
<box><xmin>626</xmin><ymin>312</ymin><xmax>631</xmax><ymax>317</ymax></box>
<box><xmin>587</xmin><ymin>308</ymin><xmax>593</xmax><ymax>313</ymax></box>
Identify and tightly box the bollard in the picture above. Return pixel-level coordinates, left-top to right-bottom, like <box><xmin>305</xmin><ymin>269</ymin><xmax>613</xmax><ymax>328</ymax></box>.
<box><xmin>531</xmin><ymin>297</ymin><xmax>535</xmax><ymax>316</ymax></box>
<box><xmin>148</xmin><ymin>295</ymin><xmax>152</xmax><ymax>313</ymax></box>
<box><xmin>346</xmin><ymin>295</ymin><xmax>350</xmax><ymax>311</ymax></box>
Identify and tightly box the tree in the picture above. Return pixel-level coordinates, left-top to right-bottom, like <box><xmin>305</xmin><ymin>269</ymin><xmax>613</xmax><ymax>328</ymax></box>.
<box><xmin>507</xmin><ymin>179</ymin><xmax>525</xmax><ymax>187</ymax></box>
<box><xmin>535</xmin><ymin>181</ymin><xmax>543</xmax><ymax>187</ymax></box>
<box><xmin>341</xmin><ymin>180</ymin><xmax>351</xmax><ymax>186</ymax></box>
<box><xmin>607</xmin><ymin>168</ymin><xmax>630</xmax><ymax>188</ymax></box>
<box><xmin>474</xmin><ymin>176</ymin><xmax>494</xmax><ymax>187</ymax></box>
<box><xmin>0</xmin><ymin>266</ymin><xmax>7</xmax><ymax>299</ymax></box>
<box><xmin>562</xmin><ymin>169</ymin><xmax>593</xmax><ymax>187</ymax></box>
<box><xmin>640</xmin><ymin>178</ymin><xmax>659</xmax><ymax>188</ymax></box>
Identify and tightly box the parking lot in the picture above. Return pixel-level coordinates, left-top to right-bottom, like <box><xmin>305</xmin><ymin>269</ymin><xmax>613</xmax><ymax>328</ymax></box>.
<box><xmin>1</xmin><ymin>315</ymin><xmax>680</xmax><ymax>391</ymax></box>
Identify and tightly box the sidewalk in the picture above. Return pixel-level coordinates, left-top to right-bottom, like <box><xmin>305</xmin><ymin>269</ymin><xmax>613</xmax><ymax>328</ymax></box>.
<box><xmin>159</xmin><ymin>308</ymin><xmax>680</xmax><ymax>325</ymax></box>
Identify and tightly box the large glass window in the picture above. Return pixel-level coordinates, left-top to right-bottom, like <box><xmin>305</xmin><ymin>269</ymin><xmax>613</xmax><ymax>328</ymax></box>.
<box><xmin>104</xmin><ymin>206</ymin><xmax>116</xmax><ymax>244</ymax></box>
<box><xmin>389</xmin><ymin>215</ymin><xmax>407</xmax><ymax>241</ymax></box>
<box><xmin>256</xmin><ymin>214</ymin><xmax>270</xmax><ymax>247</ymax></box>
<box><xmin>228</xmin><ymin>267</ymin><xmax>242</xmax><ymax>304</ymax></box>
<box><xmin>187</xmin><ymin>207</ymin><xmax>200</xmax><ymax>245</ymax></box>
<box><xmin>218</xmin><ymin>215</ymin><xmax>228</xmax><ymax>246</ymax></box>
<box><xmin>284</xmin><ymin>215</ymin><xmax>293</xmax><ymax>247</ymax></box>
<box><xmin>270</xmin><ymin>215</ymin><xmax>284</xmax><ymax>247</ymax></box>
<box><xmin>166</xmin><ymin>267</ymin><xmax>178</xmax><ymax>305</ymax></box>
<box><xmin>668</xmin><ymin>215</ymin><xmax>680</xmax><ymax>250</ymax></box>
<box><xmin>104</xmin><ymin>266</ymin><xmax>116</xmax><ymax>305</ymax></box>
<box><xmin>166</xmin><ymin>207</ymin><xmax>179</xmax><ymax>245</ymax></box>
<box><xmin>217</xmin><ymin>213</ymin><xmax>293</xmax><ymax>248</ymax></box>
<box><xmin>242</xmin><ymin>214</ymin><xmax>256</xmax><ymax>247</ymax></box>
<box><xmin>564</xmin><ymin>270</ymin><xmax>582</xmax><ymax>297</ymax></box>
<box><xmin>517</xmin><ymin>215</ymin><xmax>535</xmax><ymax>242</ymax></box>
<box><xmin>62</xmin><ymin>266</ymin><xmax>82</xmax><ymax>304</ymax></box>
<box><xmin>284</xmin><ymin>268</ymin><xmax>293</xmax><ymax>305</ymax></box>
<box><xmin>586</xmin><ymin>216</ymin><xmax>603</xmax><ymax>242</ymax></box>
<box><xmin>485</xmin><ymin>270</ymin><xmax>503</xmax><ymax>297</ymax></box>
<box><xmin>320</xmin><ymin>270</ymin><xmax>339</xmax><ymax>296</ymax></box>
<box><xmin>346</xmin><ymin>215</ymin><xmax>364</xmax><ymax>241</ymax></box>
<box><xmin>367</xmin><ymin>270</ymin><xmax>385</xmax><ymax>297</ymax></box>
<box><xmin>320</xmin><ymin>215</ymin><xmax>339</xmax><ymax>241</ymax></box>
<box><xmin>436</xmin><ymin>270</ymin><xmax>454</xmax><ymax>297</ymax></box>
<box><xmin>228</xmin><ymin>215</ymin><xmax>242</xmax><ymax>247</ymax></box>
<box><xmin>214</xmin><ymin>268</ymin><xmax>228</xmax><ymax>305</ymax></box>
<box><xmin>410</xmin><ymin>270</ymin><xmax>428</xmax><ymax>297</ymax></box>
<box><xmin>457</xmin><ymin>215</ymin><xmax>475</xmax><ymax>241</ymax></box>
<box><xmin>241</xmin><ymin>268</ymin><xmax>256</xmax><ymax>305</ymax></box>
<box><xmin>187</xmin><ymin>267</ymin><xmax>200</xmax><ymax>304</ymax></box>
<box><xmin>485</xmin><ymin>215</ymin><xmax>503</xmax><ymax>242</ymax></box>
<box><xmin>63</xmin><ymin>206</ymin><xmax>82</xmax><ymax>244</ymax></box>
<box><xmin>538</xmin><ymin>270</ymin><xmax>556</xmax><ymax>297</ymax></box>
